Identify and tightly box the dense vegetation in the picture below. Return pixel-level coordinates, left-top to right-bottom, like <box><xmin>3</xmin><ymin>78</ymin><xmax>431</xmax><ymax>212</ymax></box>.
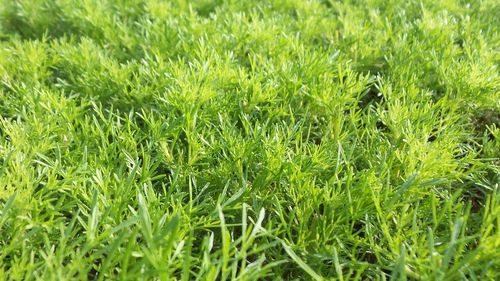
<box><xmin>0</xmin><ymin>0</ymin><xmax>499</xmax><ymax>280</ymax></box>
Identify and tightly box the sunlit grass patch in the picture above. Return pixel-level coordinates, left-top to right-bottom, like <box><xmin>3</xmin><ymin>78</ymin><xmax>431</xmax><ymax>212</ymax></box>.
<box><xmin>0</xmin><ymin>0</ymin><xmax>499</xmax><ymax>280</ymax></box>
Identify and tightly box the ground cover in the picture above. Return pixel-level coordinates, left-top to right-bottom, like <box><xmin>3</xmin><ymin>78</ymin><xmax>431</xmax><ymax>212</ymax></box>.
<box><xmin>0</xmin><ymin>0</ymin><xmax>499</xmax><ymax>280</ymax></box>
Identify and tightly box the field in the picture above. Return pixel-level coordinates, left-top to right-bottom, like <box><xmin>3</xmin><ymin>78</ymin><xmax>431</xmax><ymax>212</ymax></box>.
<box><xmin>0</xmin><ymin>0</ymin><xmax>499</xmax><ymax>280</ymax></box>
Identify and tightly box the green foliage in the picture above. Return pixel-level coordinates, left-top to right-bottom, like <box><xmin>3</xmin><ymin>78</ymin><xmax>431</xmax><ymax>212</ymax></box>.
<box><xmin>0</xmin><ymin>0</ymin><xmax>499</xmax><ymax>280</ymax></box>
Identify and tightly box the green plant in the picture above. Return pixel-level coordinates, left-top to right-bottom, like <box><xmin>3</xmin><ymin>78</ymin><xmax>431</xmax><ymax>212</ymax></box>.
<box><xmin>0</xmin><ymin>0</ymin><xmax>499</xmax><ymax>280</ymax></box>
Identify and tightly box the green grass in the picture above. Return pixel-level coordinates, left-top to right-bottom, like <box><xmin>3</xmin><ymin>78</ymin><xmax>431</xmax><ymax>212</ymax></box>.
<box><xmin>0</xmin><ymin>0</ymin><xmax>499</xmax><ymax>280</ymax></box>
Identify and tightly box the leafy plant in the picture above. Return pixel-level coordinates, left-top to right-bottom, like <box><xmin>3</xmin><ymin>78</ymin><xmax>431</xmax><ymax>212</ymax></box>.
<box><xmin>0</xmin><ymin>0</ymin><xmax>498</xmax><ymax>280</ymax></box>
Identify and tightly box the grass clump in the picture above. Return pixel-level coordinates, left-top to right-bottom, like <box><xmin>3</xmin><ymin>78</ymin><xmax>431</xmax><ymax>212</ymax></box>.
<box><xmin>0</xmin><ymin>0</ymin><xmax>499</xmax><ymax>280</ymax></box>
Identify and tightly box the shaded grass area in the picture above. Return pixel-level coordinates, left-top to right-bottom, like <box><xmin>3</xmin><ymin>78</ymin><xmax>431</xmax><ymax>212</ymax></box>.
<box><xmin>0</xmin><ymin>0</ymin><xmax>499</xmax><ymax>280</ymax></box>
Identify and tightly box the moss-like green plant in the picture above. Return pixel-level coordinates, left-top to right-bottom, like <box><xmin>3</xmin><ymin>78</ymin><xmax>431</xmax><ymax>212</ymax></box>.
<box><xmin>0</xmin><ymin>0</ymin><xmax>498</xmax><ymax>280</ymax></box>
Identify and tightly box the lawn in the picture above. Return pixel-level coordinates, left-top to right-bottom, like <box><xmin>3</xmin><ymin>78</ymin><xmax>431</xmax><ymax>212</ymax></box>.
<box><xmin>0</xmin><ymin>0</ymin><xmax>499</xmax><ymax>280</ymax></box>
